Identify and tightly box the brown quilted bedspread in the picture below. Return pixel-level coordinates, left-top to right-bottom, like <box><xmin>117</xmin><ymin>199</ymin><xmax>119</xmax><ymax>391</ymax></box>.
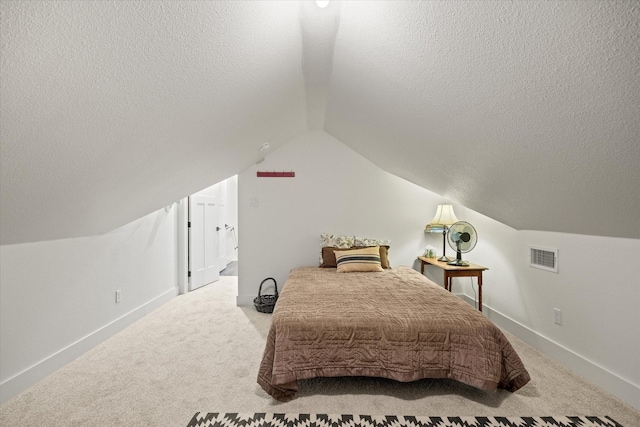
<box><xmin>257</xmin><ymin>266</ymin><xmax>530</xmax><ymax>401</ymax></box>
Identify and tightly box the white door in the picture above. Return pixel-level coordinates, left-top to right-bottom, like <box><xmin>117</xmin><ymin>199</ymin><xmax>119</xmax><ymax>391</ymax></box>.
<box><xmin>189</xmin><ymin>195</ymin><xmax>220</xmax><ymax>291</ymax></box>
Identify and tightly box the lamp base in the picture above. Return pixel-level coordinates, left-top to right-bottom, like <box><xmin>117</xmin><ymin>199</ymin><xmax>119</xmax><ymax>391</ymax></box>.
<box><xmin>437</xmin><ymin>256</ymin><xmax>452</xmax><ymax>262</ymax></box>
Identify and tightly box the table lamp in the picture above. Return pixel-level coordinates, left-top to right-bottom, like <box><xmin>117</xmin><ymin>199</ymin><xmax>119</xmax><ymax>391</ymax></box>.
<box><xmin>424</xmin><ymin>204</ymin><xmax>459</xmax><ymax>262</ymax></box>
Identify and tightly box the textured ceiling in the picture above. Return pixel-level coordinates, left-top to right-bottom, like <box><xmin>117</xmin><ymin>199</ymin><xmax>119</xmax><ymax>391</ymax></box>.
<box><xmin>324</xmin><ymin>0</ymin><xmax>640</xmax><ymax>238</ymax></box>
<box><xmin>1</xmin><ymin>0</ymin><xmax>639</xmax><ymax>245</ymax></box>
<box><xmin>1</xmin><ymin>0</ymin><xmax>307</xmax><ymax>244</ymax></box>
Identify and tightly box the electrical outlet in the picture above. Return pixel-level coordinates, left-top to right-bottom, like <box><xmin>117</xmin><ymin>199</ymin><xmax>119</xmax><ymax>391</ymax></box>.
<box><xmin>115</xmin><ymin>290</ymin><xmax>121</xmax><ymax>303</ymax></box>
<box><xmin>553</xmin><ymin>308</ymin><xmax>562</xmax><ymax>325</ymax></box>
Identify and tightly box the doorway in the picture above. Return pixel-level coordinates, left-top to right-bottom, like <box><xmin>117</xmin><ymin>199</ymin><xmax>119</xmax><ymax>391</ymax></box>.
<box><xmin>220</xmin><ymin>261</ymin><xmax>238</xmax><ymax>276</ymax></box>
<box><xmin>178</xmin><ymin>176</ymin><xmax>238</xmax><ymax>293</ymax></box>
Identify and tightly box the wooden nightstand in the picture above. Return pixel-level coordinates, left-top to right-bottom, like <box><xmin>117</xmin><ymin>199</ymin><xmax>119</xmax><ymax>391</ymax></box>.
<box><xmin>417</xmin><ymin>256</ymin><xmax>488</xmax><ymax>312</ymax></box>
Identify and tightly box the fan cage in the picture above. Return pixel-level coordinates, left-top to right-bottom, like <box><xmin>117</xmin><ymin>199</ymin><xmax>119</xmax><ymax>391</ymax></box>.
<box><xmin>447</xmin><ymin>222</ymin><xmax>477</xmax><ymax>253</ymax></box>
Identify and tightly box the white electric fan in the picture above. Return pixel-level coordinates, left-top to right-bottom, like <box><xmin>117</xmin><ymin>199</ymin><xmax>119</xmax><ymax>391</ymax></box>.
<box><xmin>446</xmin><ymin>221</ymin><xmax>478</xmax><ymax>266</ymax></box>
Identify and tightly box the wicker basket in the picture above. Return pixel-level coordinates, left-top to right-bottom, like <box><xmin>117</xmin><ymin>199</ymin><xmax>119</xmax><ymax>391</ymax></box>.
<box><xmin>254</xmin><ymin>277</ymin><xmax>278</xmax><ymax>313</ymax></box>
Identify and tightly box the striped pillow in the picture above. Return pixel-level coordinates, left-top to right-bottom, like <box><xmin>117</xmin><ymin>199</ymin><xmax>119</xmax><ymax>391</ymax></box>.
<box><xmin>334</xmin><ymin>246</ymin><xmax>383</xmax><ymax>273</ymax></box>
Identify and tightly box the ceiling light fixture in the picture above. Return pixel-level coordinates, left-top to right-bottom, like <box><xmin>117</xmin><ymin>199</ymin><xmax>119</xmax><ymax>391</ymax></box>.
<box><xmin>315</xmin><ymin>0</ymin><xmax>329</xmax><ymax>8</ymax></box>
<box><xmin>259</xmin><ymin>142</ymin><xmax>270</xmax><ymax>152</ymax></box>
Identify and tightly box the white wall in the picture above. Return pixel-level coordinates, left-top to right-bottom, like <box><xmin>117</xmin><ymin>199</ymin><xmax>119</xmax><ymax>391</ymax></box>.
<box><xmin>238</xmin><ymin>130</ymin><xmax>444</xmax><ymax>300</ymax></box>
<box><xmin>453</xmin><ymin>207</ymin><xmax>640</xmax><ymax>409</ymax></box>
<box><xmin>238</xmin><ymin>130</ymin><xmax>640</xmax><ymax>409</ymax></box>
<box><xmin>0</xmin><ymin>207</ymin><xmax>178</xmax><ymax>403</ymax></box>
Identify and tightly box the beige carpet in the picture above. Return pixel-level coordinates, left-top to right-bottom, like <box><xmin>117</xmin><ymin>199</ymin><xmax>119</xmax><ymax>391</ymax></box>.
<box><xmin>1</xmin><ymin>277</ymin><xmax>638</xmax><ymax>427</ymax></box>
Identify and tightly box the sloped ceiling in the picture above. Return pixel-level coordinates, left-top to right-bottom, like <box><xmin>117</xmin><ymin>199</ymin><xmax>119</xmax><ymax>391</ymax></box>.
<box><xmin>0</xmin><ymin>0</ymin><xmax>308</xmax><ymax>244</ymax></box>
<box><xmin>1</xmin><ymin>1</ymin><xmax>638</xmax><ymax>245</ymax></box>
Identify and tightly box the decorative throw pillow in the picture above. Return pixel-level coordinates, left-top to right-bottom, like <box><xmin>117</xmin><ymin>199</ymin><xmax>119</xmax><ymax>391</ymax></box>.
<box><xmin>319</xmin><ymin>234</ymin><xmax>356</xmax><ymax>264</ymax></box>
<box><xmin>320</xmin><ymin>233</ymin><xmax>355</xmax><ymax>248</ymax></box>
<box><xmin>343</xmin><ymin>246</ymin><xmax>391</xmax><ymax>269</ymax></box>
<box><xmin>354</xmin><ymin>237</ymin><xmax>391</xmax><ymax>268</ymax></box>
<box><xmin>355</xmin><ymin>236</ymin><xmax>391</xmax><ymax>247</ymax></box>
<box><xmin>322</xmin><ymin>247</ymin><xmax>391</xmax><ymax>269</ymax></box>
<box><xmin>334</xmin><ymin>246</ymin><xmax>383</xmax><ymax>273</ymax></box>
<box><xmin>320</xmin><ymin>246</ymin><xmax>340</xmax><ymax>268</ymax></box>
<box><xmin>378</xmin><ymin>245</ymin><xmax>391</xmax><ymax>269</ymax></box>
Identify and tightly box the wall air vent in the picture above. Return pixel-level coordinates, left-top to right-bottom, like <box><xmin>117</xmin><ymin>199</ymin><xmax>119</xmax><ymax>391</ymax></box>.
<box><xmin>529</xmin><ymin>246</ymin><xmax>558</xmax><ymax>273</ymax></box>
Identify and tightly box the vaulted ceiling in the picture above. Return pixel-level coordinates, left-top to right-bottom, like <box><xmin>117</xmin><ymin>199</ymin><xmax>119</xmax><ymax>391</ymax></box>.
<box><xmin>1</xmin><ymin>1</ymin><xmax>638</xmax><ymax>245</ymax></box>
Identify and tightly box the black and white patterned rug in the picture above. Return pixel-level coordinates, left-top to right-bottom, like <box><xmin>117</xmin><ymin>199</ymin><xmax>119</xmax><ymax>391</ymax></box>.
<box><xmin>187</xmin><ymin>413</ymin><xmax>623</xmax><ymax>427</ymax></box>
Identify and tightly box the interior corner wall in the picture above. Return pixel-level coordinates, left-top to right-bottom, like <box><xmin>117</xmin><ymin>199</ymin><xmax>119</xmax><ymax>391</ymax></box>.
<box><xmin>0</xmin><ymin>207</ymin><xmax>178</xmax><ymax>404</ymax></box>
<box><xmin>237</xmin><ymin>130</ymin><xmax>445</xmax><ymax>305</ymax></box>
<box><xmin>451</xmin><ymin>207</ymin><xmax>640</xmax><ymax>409</ymax></box>
<box><xmin>238</xmin><ymin>130</ymin><xmax>639</xmax><ymax>409</ymax></box>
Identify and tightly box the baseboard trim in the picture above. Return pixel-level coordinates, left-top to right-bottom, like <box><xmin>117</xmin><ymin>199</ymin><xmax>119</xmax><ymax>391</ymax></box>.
<box><xmin>0</xmin><ymin>287</ymin><xmax>178</xmax><ymax>404</ymax></box>
<box><xmin>460</xmin><ymin>295</ymin><xmax>639</xmax><ymax>410</ymax></box>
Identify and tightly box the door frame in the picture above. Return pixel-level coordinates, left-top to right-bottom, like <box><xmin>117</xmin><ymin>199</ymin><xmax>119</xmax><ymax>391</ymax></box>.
<box><xmin>177</xmin><ymin>197</ymin><xmax>189</xmax><ymax>295</ymax></box>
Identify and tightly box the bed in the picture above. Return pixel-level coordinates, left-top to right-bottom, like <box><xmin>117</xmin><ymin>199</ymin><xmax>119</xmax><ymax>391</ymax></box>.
<box><xmin>257</xmin><ymin>265</ymin><xmax>530</xmax><ymax>401</ymax></box>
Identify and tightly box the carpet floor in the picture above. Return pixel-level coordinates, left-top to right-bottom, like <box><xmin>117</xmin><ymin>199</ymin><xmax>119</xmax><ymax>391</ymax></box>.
<box><xmin>1</xmin><ymin>277</ymin><xmax>638</xmax><ymax>427</ymax></box>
